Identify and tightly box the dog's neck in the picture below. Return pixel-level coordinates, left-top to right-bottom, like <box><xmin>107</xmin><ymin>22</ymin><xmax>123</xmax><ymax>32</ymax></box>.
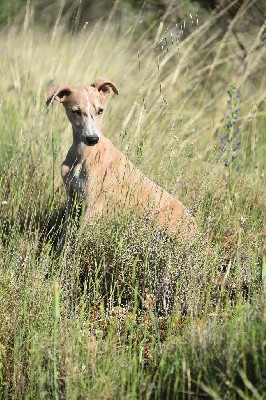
<box><xmin>71</xmin><ymin>127</ymin><xmax>108</xmax><ymax>162</ymax></box>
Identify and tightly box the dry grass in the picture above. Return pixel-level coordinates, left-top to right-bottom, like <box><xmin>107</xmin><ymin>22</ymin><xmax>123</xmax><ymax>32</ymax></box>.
<box><xmin>0</xmin><ymin>2</ymin><xmax>265</xmax><ymax>398</ymax></box>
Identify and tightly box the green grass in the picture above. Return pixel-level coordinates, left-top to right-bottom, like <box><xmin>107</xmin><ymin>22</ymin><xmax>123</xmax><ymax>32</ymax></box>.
<box><xmin>0</xmin><ymin>2</ymin><xmax>265</xmax><ymax>399</ymax></box>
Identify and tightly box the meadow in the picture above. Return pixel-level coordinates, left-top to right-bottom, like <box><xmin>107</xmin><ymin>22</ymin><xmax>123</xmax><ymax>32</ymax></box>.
<box><xmin>0</xmin><ymin>2</ymin><xmax>265</xmax><ymax>399</ymax></box>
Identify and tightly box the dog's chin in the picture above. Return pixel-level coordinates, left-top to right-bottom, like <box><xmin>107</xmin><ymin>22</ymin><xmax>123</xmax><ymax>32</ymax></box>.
<box><xmin>85</xmin><ymin>141</ymin><xmax>98</xmax><ymax>147</ymax></box>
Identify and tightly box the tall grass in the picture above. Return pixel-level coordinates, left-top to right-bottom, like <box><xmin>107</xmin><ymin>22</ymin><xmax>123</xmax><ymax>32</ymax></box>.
<box><xmin>0</xmin><ymin>2</ymin><xmax>265</xmax><ymax>398</ymax></box>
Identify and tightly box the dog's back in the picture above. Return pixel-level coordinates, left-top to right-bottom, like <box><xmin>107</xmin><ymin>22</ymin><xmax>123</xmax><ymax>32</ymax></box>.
<box><xmin>83</xmin><ymin>135</ymin><xmax>196</xmax><ymax>240</ymax></box>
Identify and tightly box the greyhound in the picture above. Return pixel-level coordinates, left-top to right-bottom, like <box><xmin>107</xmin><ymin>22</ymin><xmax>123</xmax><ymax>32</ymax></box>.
<box><xmin>45</xmin><ymin>79</ymin><xmax>196</xmax><ymax>246</ymax></box>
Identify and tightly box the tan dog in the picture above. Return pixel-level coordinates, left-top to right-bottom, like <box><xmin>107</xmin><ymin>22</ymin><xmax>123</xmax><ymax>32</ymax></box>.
<box><xmin>46</xmin><ymin>79</ymin><xmax>196</xmax><ymax>246</ymax></box>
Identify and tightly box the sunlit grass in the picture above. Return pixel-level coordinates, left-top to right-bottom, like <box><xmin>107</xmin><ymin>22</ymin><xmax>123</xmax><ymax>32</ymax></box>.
<box><xmin>0</xmin><ymin>2</ymin><xmax>265</xmax><ymax>399</ymax></box>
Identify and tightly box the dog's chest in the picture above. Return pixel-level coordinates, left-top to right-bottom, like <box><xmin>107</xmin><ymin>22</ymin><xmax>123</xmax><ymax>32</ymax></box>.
<box><xmin>78</xmin><ymin>161</ymin><xmax>88</xmax><ymax>181</ymax></box>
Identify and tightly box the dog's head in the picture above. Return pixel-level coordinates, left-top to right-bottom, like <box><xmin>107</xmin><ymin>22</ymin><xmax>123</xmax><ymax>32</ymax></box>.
<box><xmin>45</xmin><ymin>79</ymin><xmax>118</xmax><ymax>146</ymax></box>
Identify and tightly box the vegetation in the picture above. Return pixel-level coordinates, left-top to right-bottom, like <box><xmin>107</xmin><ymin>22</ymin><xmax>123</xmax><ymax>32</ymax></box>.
<box><xmin>0</xmin><ymin>1</ymin><xmax>265</xmax><ymax>398</ymax></box>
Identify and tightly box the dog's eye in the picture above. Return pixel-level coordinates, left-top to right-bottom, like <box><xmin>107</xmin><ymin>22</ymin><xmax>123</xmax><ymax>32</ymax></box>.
<box><xmin>72</xmin><ymin>108</ymin><xmax>82</xmax><ymax>116</ymax></box>
<box><xmin>97</xmin><ymin>108</ymin><xmax>104</xmax><ymax>115</ymax></box>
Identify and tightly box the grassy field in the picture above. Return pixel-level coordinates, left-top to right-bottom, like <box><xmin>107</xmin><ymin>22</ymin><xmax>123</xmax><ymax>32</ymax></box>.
<box><xmin>0</xmin><ymin>2</ymin><xmax>265</xmax><ymax>399</ymax></box>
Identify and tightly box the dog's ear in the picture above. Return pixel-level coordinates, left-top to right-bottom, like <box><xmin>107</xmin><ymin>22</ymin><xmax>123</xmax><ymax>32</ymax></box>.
<box><xmin>45</xmin><ymin>85</ymin><xmax>73</xmax><ymax>108</ymax></box>
<box><xmin>91</xmin><ymin>79</ymin><xmax>118</xmax><ymax>96</ymax></box>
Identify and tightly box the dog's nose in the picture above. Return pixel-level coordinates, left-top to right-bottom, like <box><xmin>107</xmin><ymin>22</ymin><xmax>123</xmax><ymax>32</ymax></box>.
<box><xmin>85</xmin><ymin>136</ymin><xmax>99</xmax><ymax>146</ymax></box>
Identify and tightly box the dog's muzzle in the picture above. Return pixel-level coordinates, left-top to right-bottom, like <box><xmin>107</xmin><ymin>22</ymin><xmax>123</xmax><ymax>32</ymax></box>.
<box><xmin>84</xmin><ymin>136</ymin><xmax>99</xmax><ymax>146</ymax></box>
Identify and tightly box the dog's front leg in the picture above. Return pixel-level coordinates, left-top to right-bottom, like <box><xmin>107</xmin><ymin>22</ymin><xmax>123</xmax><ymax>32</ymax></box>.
<box><xmin>58</xmin><ymin>162</ymin><xmax>88</xmax><ymax>249</ymax></box>
<box><xmin>57</xmin><ymin>194</ymin><xmax>74</xmax><ymax>250</ymax></box>
<box><xmin>62</xmin><ymin>161</ymin><xmax>86</xmax><ymax>193</ymax></box>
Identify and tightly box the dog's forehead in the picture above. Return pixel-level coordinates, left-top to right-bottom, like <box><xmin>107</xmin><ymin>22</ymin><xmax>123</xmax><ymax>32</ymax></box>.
<box><xmin>68</xmin><ymin>85</ymin><xmax>103</xmax><ymax>109</ymax></box>
<box><xmin>62</xmin><ymin>88</ymin><xmax>85</xmax><ymax>107</ymax></box>
<box><xmin>85</xmin><ymin>85</ymin><xmax>104</xmax><ymax>106</ymax></box>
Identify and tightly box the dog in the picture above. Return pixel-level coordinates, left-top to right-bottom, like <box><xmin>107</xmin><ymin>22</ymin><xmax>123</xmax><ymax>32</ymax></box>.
<box><xmin>45</xmin><ymin>79</ymin><xmax>196</xmax><ymax>246</ymax></box>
